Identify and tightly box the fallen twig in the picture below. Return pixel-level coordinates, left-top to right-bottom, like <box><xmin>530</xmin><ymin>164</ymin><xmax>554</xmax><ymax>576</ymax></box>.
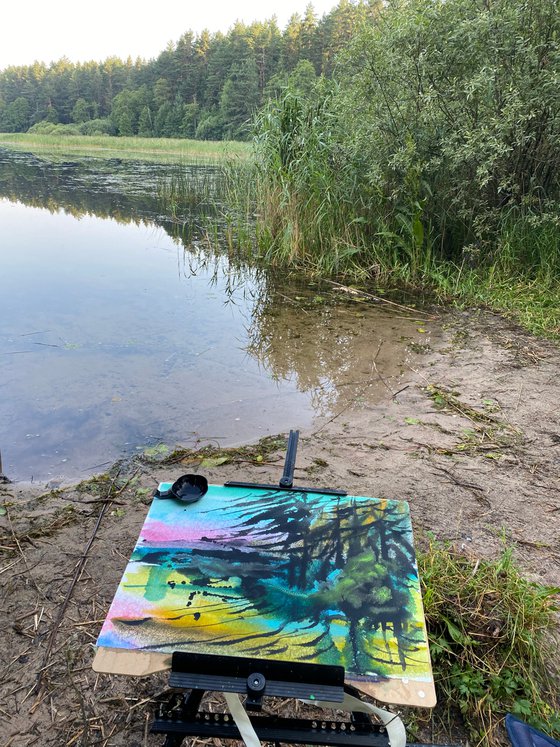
<box><xmin>3</xmin><ymin>507</ymin><xmax>44</xmax><ymax>595</ymax></box>
<box><xmin>371</xmin><ymin>340</ymin><xmax>399</xmax><ymax>398</ymax></box>
<box><xmin>0</xmin><ymin>557</ymin><xmax>22</xmax><ymax>574</ymax></box>
<box><xmin>323</xmin><ymin>279</ymin><xmax>436</xmax><ymax>318</ymax></box>
<box><xmin>392</xmin><ymin>384</ymin><xmax>410</xmax><ymax>399</ymax></box>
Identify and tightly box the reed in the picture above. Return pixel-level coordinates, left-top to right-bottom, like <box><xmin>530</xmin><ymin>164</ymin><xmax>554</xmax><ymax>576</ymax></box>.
<box><xmin>157</xmin><ymin>165</ymin><xmax>225</xmax><ymax>220</ymax></box>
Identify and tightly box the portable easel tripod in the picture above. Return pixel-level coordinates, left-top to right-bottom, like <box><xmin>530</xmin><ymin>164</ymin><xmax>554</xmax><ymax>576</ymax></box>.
<box><xmin>150</xmin><ymin>431</ymin><xmax>417</xmax><ymax>747</ymax></box>
<box><xmin>224</xmin><ymin>429</ymin><xmax>347</xmax><ymax>496</ymax></box>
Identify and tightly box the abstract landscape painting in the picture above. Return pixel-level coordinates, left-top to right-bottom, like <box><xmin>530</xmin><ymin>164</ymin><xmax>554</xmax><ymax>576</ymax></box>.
<box><xmin>97</xmin><ymin>485</ymin><xmax>433</xmax><ymax>697</ymax></box>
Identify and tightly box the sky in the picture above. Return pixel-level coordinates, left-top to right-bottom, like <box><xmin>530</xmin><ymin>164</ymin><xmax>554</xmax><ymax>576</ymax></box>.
<box><xmin>0</xmin><ymin>0</ymin><xmax>339</xmax><ymax>71</ymax></box>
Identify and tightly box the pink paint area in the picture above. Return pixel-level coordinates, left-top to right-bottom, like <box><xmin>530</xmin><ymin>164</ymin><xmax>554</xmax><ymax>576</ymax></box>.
<box><xmin>100</xmin><ymin>590</ymin><xmax>156</xmax><ymax>635</ymax></box>
<box><xmin>140</xmin><ymin>518</ymin><xmax>233</xmax><ymax>544</ymax></box>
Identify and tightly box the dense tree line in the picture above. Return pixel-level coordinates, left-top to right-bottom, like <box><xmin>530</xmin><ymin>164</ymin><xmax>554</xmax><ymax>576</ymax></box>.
<box><xmin>0</xmin><ymin>1</ymin><xmax>379</xmax><ymax>140</ymax></box>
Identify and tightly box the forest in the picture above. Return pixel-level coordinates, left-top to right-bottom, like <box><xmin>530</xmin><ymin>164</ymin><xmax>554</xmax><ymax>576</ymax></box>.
<box><xmin>0</xmin><ymin>1</ymin><xmax>379</xmax><ymax>141</ymax></box>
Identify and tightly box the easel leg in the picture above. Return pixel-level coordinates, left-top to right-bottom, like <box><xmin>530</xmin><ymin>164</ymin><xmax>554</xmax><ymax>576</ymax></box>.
<box><xmin>156</xmin><ymin>688</ymin><xmax>205</xmax><ymax>746</ymax></box>
<box><xmin>162</xmin><ymin>734</ymin><xmax>183</xmax><ymax>747</ymax></box>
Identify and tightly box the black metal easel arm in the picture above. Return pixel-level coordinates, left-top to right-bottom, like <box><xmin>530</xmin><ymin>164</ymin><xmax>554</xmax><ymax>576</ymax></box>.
<box><xmin>224</xmin><ymin>429</ymin><xmax>347</xmax><ymax>496</ymax></box>
<box><xmin>153</xmin><ymin>686</ymin><xmax>452</xmax><ymax>747</ymax></box>
<box><xmin>152</xmin><ymin>703</ymin><xmax>392</xmax><ymax>747</ymax></box>
<box><xmin>169</xmin><ymin>651</ymin><xmax>345</xmax><ymax>705</ymax></box>
<box><xmin>279</xmin><ymin>429</ymin><xmax>299</xmax><ymax>487</ymax></box>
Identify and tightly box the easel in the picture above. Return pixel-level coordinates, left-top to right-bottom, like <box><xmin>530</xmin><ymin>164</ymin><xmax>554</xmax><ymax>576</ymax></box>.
<box><xmin>152</xmin><ymin>654</ymin><xmax>397</xmax><ymax>747</ymax></box>
<box><xmin>94</xmin><ymin>431</ymin><xmax>437</xmax><ymax>747</ymax></box>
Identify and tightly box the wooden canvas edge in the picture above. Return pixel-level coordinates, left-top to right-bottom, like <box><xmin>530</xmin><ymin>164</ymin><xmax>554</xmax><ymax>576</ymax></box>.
<box><xmin>349</xmin><ymin>677</ymin><xmax>436</xmax><ymax>709</ymax></box>
<box><xmin>92</xmin><ymin>646</ymin><xmax>171</xmax><ymax>676</ymax></box>
<box><xmin>92</xmin><ymin>647</ymin><xmax>435</xmax><ymax>708</ymax></box>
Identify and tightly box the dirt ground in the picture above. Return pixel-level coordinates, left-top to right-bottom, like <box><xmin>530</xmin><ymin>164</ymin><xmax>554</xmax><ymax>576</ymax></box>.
<box><xmin>1</xmin><ymin>307</ymin><xmax>559</xmax><ymax>747</ymax></box>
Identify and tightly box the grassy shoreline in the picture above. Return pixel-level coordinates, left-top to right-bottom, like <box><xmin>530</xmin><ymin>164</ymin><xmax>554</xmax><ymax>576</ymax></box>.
<box><xmin>426</xmin><ymin>266</ymin><xmax>560</xmax><ymax>341</ymax></box>
<box><xmin>159</xmin><ymin>162</ymin><xmax>560</xmax><ymax>340</ymax></box>
<box><xmin>0</xmin><ymin>132</ymin><xmax>250</xmax><ymax>162</ymax></box>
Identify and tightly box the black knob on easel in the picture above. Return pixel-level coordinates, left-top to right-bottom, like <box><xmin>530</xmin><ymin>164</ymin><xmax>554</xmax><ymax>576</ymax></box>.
<box><xmin>246</xmin><ymin>672</ymin><xmax>266</xmax><ymax>710</ymax></box>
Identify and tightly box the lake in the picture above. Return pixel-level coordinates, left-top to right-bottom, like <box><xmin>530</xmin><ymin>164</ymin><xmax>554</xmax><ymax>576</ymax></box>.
<box><xmin>0</xmin><ymin>149</ymin><xmax>423</xmax><ymax>482</ymax></box>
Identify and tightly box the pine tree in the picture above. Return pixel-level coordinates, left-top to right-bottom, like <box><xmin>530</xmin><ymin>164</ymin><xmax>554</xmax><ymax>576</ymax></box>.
<box><xmin>220</xmin><ymin>57</ymin><xmax>260</xmax><ymax>139</ymax></box>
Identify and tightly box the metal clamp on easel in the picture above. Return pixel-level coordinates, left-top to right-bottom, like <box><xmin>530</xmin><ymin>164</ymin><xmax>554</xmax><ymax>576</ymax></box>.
<box><xmin>225</xmin><ymin>429</ymin><xmax>347</xmax><ymax>496</ymax></box>
<box><xmin>152</xmin><ymin>653</ymin><xmax>399</xmax><ymax>747</ymax></box>
<box><xmin>168</xmin><ymin>651</ymin><xmax>345</xmax><ymax>707</ymax></box>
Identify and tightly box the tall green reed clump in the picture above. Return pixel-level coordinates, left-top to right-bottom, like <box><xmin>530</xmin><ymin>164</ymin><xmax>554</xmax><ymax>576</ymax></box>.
<box><xmin>252</xmin><ymin>86</ymin><xmax>387</xmax><ymax>277</ymax></box>
<box><xmin>419</xmin><ymin>541</ymin><xmax>560</xmax><ymax>747</ymax></box>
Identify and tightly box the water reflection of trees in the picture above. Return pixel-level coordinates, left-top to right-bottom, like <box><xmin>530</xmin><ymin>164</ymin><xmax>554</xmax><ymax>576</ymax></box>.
<box><xmin>0</xmin><ymin>149</ymin><xmax>218</xmax><ymax>239</ymax></box>
<box><xmin>0</xmin><ymin>150</ymin><xmax>399</xmax><ymax>416</ymax></box>
<box><xmin>175</xmin><ymin>255</ymin><xmax>391</xmax><ymax>415</ymax></box>
<box><xmin>0</xmin><ymin>148</ymin><xmax>266</xmax><ymax>310</ymax></box>
<box><xmin>244</xmin><ymin>280</ymin><xmax>396</xmax><ymax>415</ymax></box>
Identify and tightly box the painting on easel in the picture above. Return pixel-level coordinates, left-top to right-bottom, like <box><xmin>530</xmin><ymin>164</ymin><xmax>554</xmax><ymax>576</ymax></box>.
<box><xmin>96</xmin><ymin>485</ymin><xmax>433</xmax><ymax>700</ymax></box>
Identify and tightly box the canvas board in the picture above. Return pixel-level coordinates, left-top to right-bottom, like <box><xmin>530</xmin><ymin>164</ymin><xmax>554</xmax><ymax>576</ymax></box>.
<box><xmin>94</xmin><ymin>484</ymin><xmax>435</xmax><ymax>707</ymax></box>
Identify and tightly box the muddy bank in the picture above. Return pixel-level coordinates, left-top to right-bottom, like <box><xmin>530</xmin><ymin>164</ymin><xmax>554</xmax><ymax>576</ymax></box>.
<box><xmin>1</xmin><ymin>307</ymin><xmax>559</xmax><ymax>746</ymax></box>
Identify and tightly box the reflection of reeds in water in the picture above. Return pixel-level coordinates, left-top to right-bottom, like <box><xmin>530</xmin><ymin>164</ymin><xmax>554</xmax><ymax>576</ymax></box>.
<box><xmin>158</xmin><ymin>159</ymin><xmax>259</xmax><ymax>258</ymax></box>
<box><xmin>157</xmin><ymin>164</ymin><xmax>224</xmax><ymax>222</ymax></box>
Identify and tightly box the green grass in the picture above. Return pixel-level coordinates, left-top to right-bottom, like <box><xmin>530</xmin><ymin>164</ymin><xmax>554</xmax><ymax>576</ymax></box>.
<box><xmin>421</xmin><ymin>263</ymin><xmax>560</xmax><ymax>339</ymax></box>
<box><xmin>0</xmin><ymin>133</ymin><xmax>251</xmax><ymax>163</ymax></box>
<box><xmin>418</xmin><ymin>541</ymin><xmax>560</xmax><ymax>747</ymax></box>
<box><xmin>166</xmin><ymin>151</ymin><xmax>560</xmax><ymax>338</ymax></box>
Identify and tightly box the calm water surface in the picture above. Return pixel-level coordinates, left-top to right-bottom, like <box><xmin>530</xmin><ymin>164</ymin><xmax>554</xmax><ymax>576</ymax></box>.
<box><xmin>0</xmin><ymin>149</ymin><xmax>427</xmax><ymax>482</ymax></box>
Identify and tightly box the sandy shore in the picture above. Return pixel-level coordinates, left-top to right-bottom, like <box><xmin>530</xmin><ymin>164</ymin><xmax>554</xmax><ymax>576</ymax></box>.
<box><xmin>1</xmin><ymin>307</ymin><xmax>559</xmax><ymax>746</ymax></box>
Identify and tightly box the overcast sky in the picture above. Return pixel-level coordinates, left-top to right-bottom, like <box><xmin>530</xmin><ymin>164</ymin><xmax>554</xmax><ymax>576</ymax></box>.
<box><xmin>0</xmin><ymin>1</ymin><xmax>339</xmax><ymax>70</ymax></box>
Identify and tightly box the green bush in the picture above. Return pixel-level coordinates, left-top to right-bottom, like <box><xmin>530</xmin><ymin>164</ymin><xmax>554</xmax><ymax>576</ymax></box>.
<box><xmin>249</xmin><ymin>0</ymin><xmax>560</xmax><ymax>333</ymax></box>
<box><xmin>337</xmin><ymin>0</ymin><xmax>560</xmax><ymax>265</ymax></box>
<box><xmin>78</xmin><ymin>118</ymin><xmax>116</xmax><ymax>136</ymax></box>
<box><xmin>27</xmin><ymin>121</ymin><xmax>81</xmax><ymax>136</ymax></box>
<box><xmin>252</xmin><ymin>83</ymin><xmax>371</xmax><ymax>275</ymax></box>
